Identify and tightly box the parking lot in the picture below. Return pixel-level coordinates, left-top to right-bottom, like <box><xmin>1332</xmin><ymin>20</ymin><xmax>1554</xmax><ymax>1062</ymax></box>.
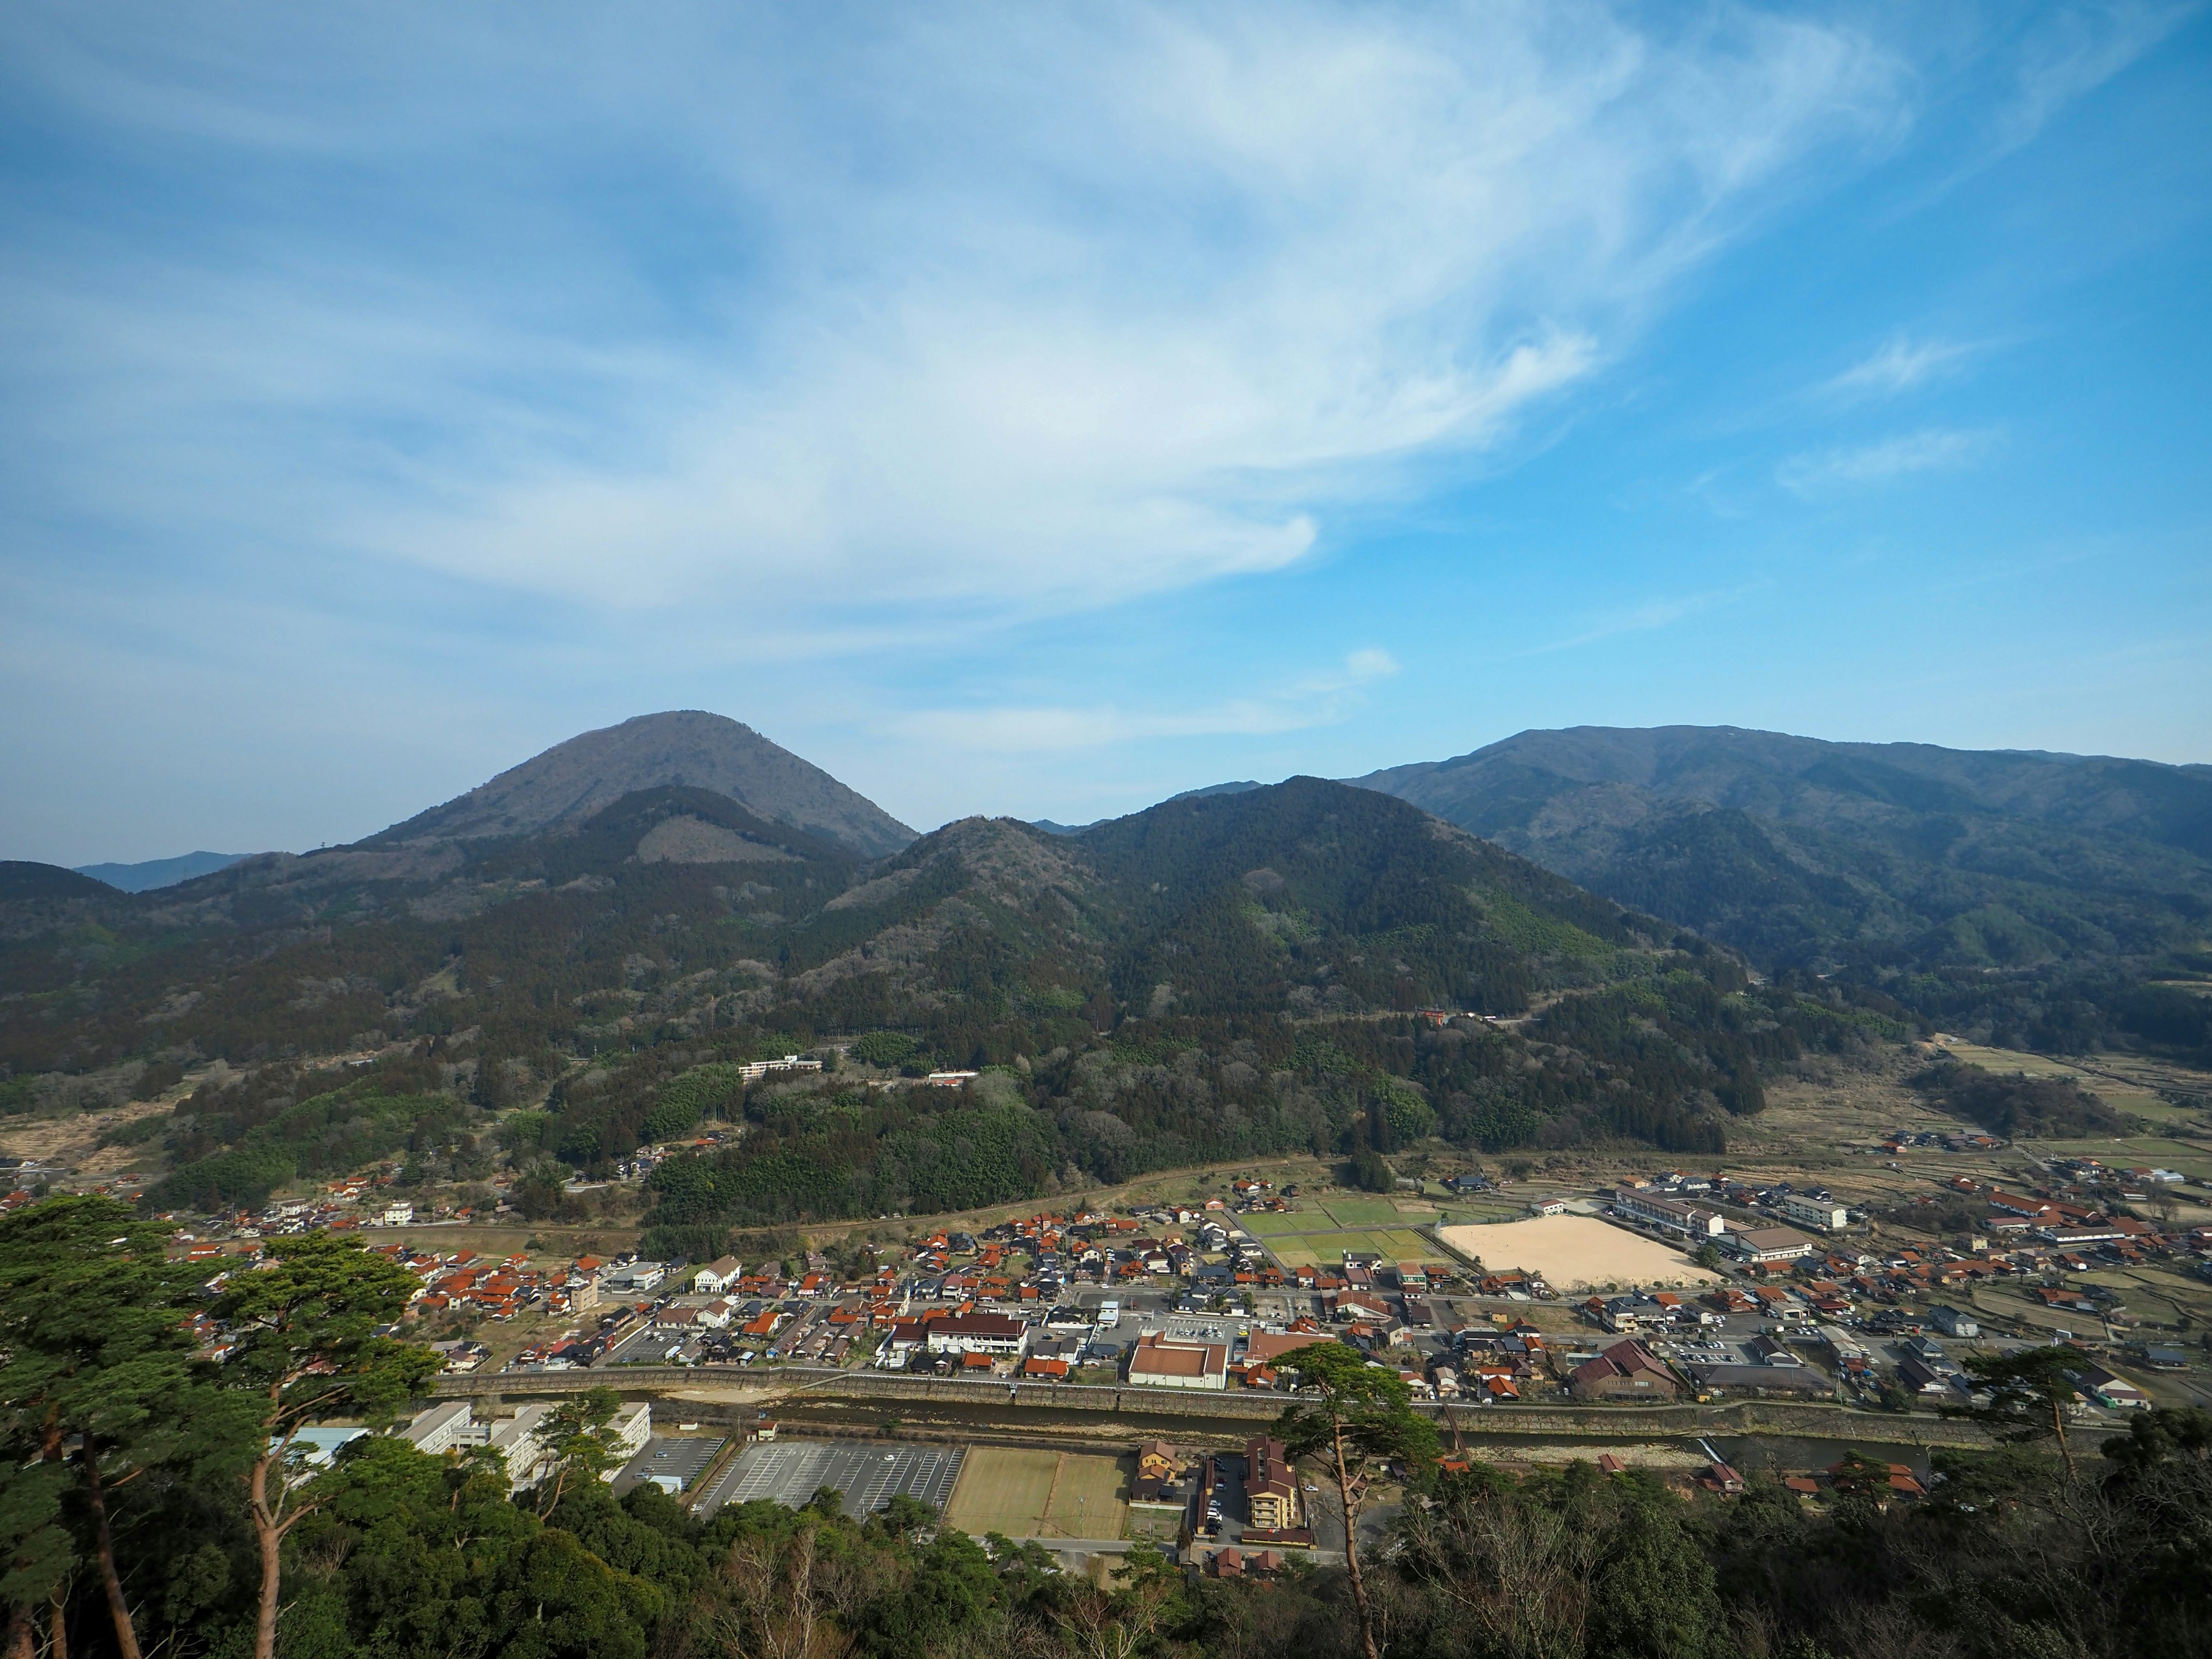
<box><xmin>613</xmin><ymin>1434</ymin><xmax>726</xmax><ymax>1497</ymax></box>
<box><xmin>694</xmin><ymin>1440</ymin><xmax>967</xmax><ymax>1518</ymax></box>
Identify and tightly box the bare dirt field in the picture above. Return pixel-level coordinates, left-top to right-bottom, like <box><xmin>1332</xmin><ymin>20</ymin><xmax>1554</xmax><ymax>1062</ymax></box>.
<box><xmin>0</xmin><ymin>1096</ymin><xmax>175</xmax><ymax>1177</ymax></box>
<box><xmin>1435</xmin><ymin>1215</ymin><xmax>1721</xmax><ymax>1291</ymax></box>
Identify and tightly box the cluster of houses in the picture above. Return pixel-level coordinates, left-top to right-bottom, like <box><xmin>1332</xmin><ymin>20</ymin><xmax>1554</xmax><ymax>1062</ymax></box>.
<box><xmin>1565</xmin><ymin>1319</ymin><xmax>2156</xmax><ymax>1417</ymax></box>
<box><xmin>1880</xmin><ymin>1127</ymin><xmax>2005</xmax><ymax>1154</ymax></box>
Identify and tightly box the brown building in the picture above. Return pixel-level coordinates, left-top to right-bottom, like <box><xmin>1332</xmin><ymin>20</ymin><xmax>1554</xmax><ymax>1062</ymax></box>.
<box><xmin>1569</xmin><ymin>1339</ymin><xmax>1680</xmax><ymax>1402</ymax></box>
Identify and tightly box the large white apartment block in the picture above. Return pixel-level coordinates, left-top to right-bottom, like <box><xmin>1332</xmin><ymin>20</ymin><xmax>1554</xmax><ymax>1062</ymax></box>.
<box><xmin>606</xmin><ymin>1402</ymin><xmax>652</xmax><ymax>1465</ymax></box>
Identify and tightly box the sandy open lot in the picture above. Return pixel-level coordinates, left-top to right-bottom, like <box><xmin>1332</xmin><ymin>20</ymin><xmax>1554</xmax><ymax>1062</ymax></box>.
<box><xmin>1435</xmin><ymin>1215</ymin><xmax>1721</xmax><ymax>1291</ymax></box>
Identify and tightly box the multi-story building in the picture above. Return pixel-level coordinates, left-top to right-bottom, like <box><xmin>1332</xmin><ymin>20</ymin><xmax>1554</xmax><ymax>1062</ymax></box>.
<box><xmin>1244</xmin><ymin>1435</ymin><xmax>1300</xmax><ymax>1531</ymax></box>
<box><xmin>397</xmin><ymin>1401</ymin><xmax>475</xmax><ymax>1457</ymax></box>
<box><xmin>691</xmin><ymin>1255</ymin><xmax>744</xmax><ymax>1293</ymax></box>
<box><xmin>1779</xmin><ymin>1195</ymin><xmax>1849</xmax><ymax>1232</ymax></box>
<box><xmin>1613</xmin><ymin>1191</ymin><xmax>1726</xmax><ymax>1238</ymax></box>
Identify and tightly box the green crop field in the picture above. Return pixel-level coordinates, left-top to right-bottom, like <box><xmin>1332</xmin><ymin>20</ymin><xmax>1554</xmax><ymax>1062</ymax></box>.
<box><xmin>944</xmin><ymin>1448</ymin><xmax>1128</xmax><ymax>1539</ymax></box>
<box><xmin>1317</xmin><ymin>1196</ymin><xmax>1425</xmax><ymax>1226</ymax></box>
<box><xmin>1260</xmin><ymin>1224</ymin><xmax>1450</xmax><ymax>1268</ymax></box>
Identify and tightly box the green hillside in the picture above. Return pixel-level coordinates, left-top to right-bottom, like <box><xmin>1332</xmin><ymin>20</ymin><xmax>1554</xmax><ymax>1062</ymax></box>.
<box><xmin>1353</xmin><ymin>725</ymin><xmax>2212</xmax><ymax>1057</ymax></box>
<box><xmin>0</xmin><ymin>770</ymin><xmax>1897</xmax><ymax>1233</ymax></box>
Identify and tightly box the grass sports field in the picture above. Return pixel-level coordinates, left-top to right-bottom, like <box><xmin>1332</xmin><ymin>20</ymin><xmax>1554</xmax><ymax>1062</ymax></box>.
<box><xmin>1241</xmin><ymin>1195</ymin><xmax>1499</xmax><ymax>1268</ymax></box>
<box><xmin>942</xmin><ymin>1448</ymin><xmax>1130</xmax><ymax>1540</ymax></box>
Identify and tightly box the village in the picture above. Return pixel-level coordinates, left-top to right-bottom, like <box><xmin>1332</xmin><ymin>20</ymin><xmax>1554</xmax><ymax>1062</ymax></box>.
<box><xmin>12</xmin><ymin>1074</ymin><xmax>2211</xmax><ymax>1581</ymax></box>
<box><xmin>57</xmin><ymin>1131</ymin><xmax>2188</xmax><ymax>1575</ymax></box>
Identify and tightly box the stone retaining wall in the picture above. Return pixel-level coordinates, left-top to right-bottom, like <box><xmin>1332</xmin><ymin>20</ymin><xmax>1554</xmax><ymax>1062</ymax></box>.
<box><xmin>433</xmin><ymin>1367</ymin><xmax>1988</xmax><ymax>1445</ymax></box>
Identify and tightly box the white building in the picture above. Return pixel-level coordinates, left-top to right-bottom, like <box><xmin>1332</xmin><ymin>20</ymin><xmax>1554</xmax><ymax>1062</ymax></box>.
<box><xmin>1614</xmin><ymin>1191</ymin><xmax>1726</xmax><ymax>1238</ymax></box>
<box><xmin>1779</xmin><ymin>1195</ymin><xmax>1849</xmax><ymax>1232</ymax></box>
<box><xmin>380</xmin><ymin>1202</ymin><xmax>414</xmax><ymax>1226</ymax></box>
<box><xmin>484</xmin><ymin>1404</ymin><xmax>558</xmax><ymax>1493</ymax></box>
<box><xmin>1929</xmin><ymin>1306</ymin><xmax>1980</xmax><ymax>1339</ymax></box>
<box><xmin>479</xmin><ymin>1402</ymin><xmax>653</xmax><ymax>1491</ymax></box>
<box><xmin>605</xmin><ymin>1401</ymin><xmax>652</xmax><ymax>1466</ymax></box>
<box><xmin>397</xmin><ymin>1401</ymin><xmax>476</xmax><ymax>1457</ymax></box>
<box><xmin>1126</xmin><ymin>1331</ymin><xmax>1229</xmax><ymax>1391</ymax></box>
<box><xmin>738</xmin><ymin>1054</ymin><xmax>823</xmax><ymax>1082</ymax></box>
<box><xmin>2076</xmin><ymin>1365</ymin><xmax>2151</xmax><ymax>1410</ymax></box>
<box><xmin>1721</xmin><ymin>1226</ymin><xmax>1815</xmax><ymax>1264</ymax></box>
<box><xmin>925</xmin><ymin>1313</ymin><xmax>1028</xmax><ymax>1356</ymax></box>
<box><xmin>692</xmin><ymin>1255</ymin><xmax>744</xmax><ymax>1293</ymax></box>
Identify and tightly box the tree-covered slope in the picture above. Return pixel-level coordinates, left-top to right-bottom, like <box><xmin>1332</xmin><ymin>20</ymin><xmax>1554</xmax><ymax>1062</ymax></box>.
<box><xmin>2</xmin><ymin>770</ymin><xmax>1899</xmax><ymax>1224</ymax></box>
<box><xmin>1351</xmin><ymin>726</ymin><xmax>2212</xmax><ymax>1052</ymax></box>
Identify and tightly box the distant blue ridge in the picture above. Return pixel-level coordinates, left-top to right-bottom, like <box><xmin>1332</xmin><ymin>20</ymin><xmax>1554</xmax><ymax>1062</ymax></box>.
<box><xmin>1034</xmin><ymin>779</ymin><xmax>1264</xmax><ymax>836</ymax></box>
<box><xmin>74</xmin><ymin>850</ymin><xmax>252</xmax><ymax>892</ymax></box>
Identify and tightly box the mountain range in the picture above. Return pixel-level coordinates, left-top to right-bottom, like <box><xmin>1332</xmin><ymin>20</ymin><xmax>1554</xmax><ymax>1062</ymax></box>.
<box><xmin>1349</xmin><ymin>725</ymin><xmax>2212</xmax><ymax>1052</ymax></box>
<box><xmin>3</xmin><ymin>711</ymin><xmax>2206</xmax><ymax>1228</ymax></box>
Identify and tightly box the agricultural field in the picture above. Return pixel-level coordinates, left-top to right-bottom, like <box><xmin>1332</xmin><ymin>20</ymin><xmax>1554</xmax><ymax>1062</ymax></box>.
<box><xmin>942</xmin><ymin>1448</ymin><xmax>1130</xmax><ymax>1540</ymax></box>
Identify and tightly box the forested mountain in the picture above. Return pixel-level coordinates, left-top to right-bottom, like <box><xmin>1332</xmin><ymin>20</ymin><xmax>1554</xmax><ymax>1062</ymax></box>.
<box><xmin>1351</xmin><ymin>726</ymin><xmax>2212</xmax><ymax>1055</ymax></box>
<box><xmin>641</xmin><ymin>778</ymin><xmax>1846</xmax><ymax>1249</ymax></box>
<box><xmin>1</xmin><ymin>741</ymin><xmax>1901</xmax><ymax>1232</ymax></box>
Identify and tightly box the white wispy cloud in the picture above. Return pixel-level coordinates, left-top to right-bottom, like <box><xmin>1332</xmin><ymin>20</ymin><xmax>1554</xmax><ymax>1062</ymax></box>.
<box><xmin>1985</xmin><ymin>2</ymin><xmax>2197</xmax><ymax>161</ymax></box>
<box><xmin>892</xmin><ymin>647</ymin><xmax>1399</xmax><ymax>752</ymax></box>
<box><xmin>1777</xmin><ymin>427</ymin><xmax>2001</xmax><ymax>494</ymax></box>
<box><xmin>1824</xmin><ymin>334</ymin><xmax>1981</xmax><ymax>399</ymax></box>
<box><xmin>0</xmin><ymin>2</ymin><xmax>1907</xmax><ymax>626</ymax></box>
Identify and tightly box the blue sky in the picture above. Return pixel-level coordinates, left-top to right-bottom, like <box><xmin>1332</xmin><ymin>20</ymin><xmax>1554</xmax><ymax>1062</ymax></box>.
<box><xmin>3</xmin><ymin>2</ymin><xmax>2207</xmax><ymax>862</ymax></box>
